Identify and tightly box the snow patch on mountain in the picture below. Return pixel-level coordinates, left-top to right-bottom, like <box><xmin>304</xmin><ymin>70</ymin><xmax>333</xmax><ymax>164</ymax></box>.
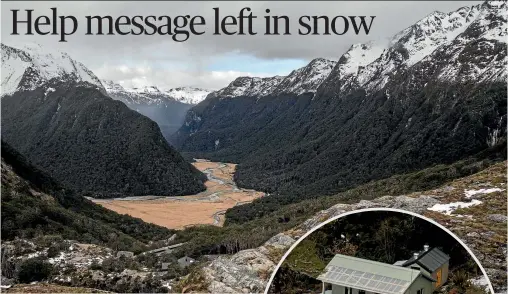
<box><xmin>210</xmin><ymin>76</ymin><xmax>285</xmax><ymax>99</ymax></box>
<box><xmin>1</xmin><ymin>43</ymin><xmax>103</xmax><ymax>97</ymax></box>
<box><xmin>338</xmin><ymin>42</ymin><xmax>387</xmax><ymax>76</ymax></box>
<box><xmin>273</xmin><ymin>58</ymin><xmax>337</xmax><ymax>95</ymax></box>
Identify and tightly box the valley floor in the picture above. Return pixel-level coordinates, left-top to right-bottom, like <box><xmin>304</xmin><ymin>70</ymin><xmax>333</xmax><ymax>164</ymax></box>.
<box><xmin>91</xmin><ymin>160</ymin><xmax>265</xmax><ymax>229</ymax></box>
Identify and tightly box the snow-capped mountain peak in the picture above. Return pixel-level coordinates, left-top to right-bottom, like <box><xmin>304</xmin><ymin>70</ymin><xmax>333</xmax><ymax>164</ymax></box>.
<box><xmin>337</xmin><ymin>42</ymin><xmax>387</xmax><ymax>76</ymax></box>
<box><xmin>101</xmin><ymin>80</ymin><xmax>167</xmax><ymax>105</ymax></box>
<box><xmin>1</xmin><ymin>43</ymin><xmax>103</xmax><ymax>96</ymax></box>
<box><xmin>207</xmin><ymin>1</ymin><xmax>505</xmax><ymax>101</ymax></box>
<box><xmin>334</xmin><ymin>1</ymin><xmax>507</xmax><ymax>93</ymax></box>
<box><xmin>101</xmin><ymin>80</ymin><xmax>211</xmax><ymax>105</ymax></box>
<box><xmin>390</xmin><ymin>4</ymin><xmax>482</xmax><ymax>66</ymax></box>
<box><xmin>164</xmin><ymin>87</ymin><xmax>211</xmax><ymax>104</ymax></box>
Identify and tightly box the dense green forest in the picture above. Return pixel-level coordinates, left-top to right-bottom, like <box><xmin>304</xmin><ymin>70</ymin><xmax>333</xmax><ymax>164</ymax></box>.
<box><xmin>1</xmin><ymin>81</ymin><xmax>206</xmax><ymax>198</ymax></box>
<box><xmin>176</xmin><ymin>80</ymin><xmax>506</xmax><ymax>200</ymax></box>
<box><xmin>1</xmin><ymin>141</ymin><xmax>175</xmax><ymax>253</ymax></box>
<box><xmin>270</xmin><ymin>212</ymin><xmax>486</xmax><ymax>294</ymax></box>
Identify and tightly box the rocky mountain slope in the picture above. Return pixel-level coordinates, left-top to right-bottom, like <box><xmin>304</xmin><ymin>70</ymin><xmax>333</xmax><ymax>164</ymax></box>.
<box><xmin>102</xmin><ymin>80</ymin><xmax>210</xmax><ymax>141</ymax></box>
<box><xmin>1</xmin><ymin>143</ymin><xmax>186</xmax><ymax>292</ymax></box>
<box><xmin>1</xmin><ymin>44</ymin><xmax>206</xmax><ymax>197</ymax></box>
<box><xmin>174</xmin><ymin>1</ymin><xmax>507</xmax><ymax>200</ymax></box>
<box><xmin>201</xmin><ymin>161</ymin><xmax>507</xmax><ymax>293</ymax></box>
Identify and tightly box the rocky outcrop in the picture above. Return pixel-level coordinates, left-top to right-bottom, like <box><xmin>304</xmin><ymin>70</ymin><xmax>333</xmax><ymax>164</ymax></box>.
<box><xmin>203</xmin><ymin>233</ymin><xmax>296</xmax><ymax>293</ymax></box>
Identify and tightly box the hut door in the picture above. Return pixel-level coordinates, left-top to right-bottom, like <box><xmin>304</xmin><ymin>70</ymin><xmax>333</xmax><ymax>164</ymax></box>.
<box><xmin>436</xmin><ymin>269</ymin><xmax>442</xmax><ymax>286</ymax></box>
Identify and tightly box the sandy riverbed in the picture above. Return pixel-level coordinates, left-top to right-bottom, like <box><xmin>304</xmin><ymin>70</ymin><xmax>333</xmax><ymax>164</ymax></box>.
<box><xmin>92</xmin><ymin>160</ymin><xmax>265</xmax><ymax>229</ymax></box>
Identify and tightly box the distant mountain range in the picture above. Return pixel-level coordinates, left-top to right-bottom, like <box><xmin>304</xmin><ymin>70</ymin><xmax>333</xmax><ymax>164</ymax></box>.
<box><xmin>1</xmin><ymin>43</ymin><xmax>206</xmax><ymax>198</ymax></box>
<box><xmin>102</xmin><ymin>80</ymin><xmax>210</xmax><ymax>141</ymax></box>
<box><xmin>173</xmin><ymin>1</ymin><xmax>507</xmax><ymax>199</ymax></box>
<box><xmin>102</xmin><ymin>81</ymin><xmax>210</xmax><ymax>105</ymax></box>
<box><xmin>205</xmin><ymin>58</ymin><xmax>336</xmax><ymax>99</ymax></box>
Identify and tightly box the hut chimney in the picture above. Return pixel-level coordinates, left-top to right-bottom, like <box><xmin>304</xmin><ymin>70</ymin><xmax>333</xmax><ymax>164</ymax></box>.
<box><xmin>424</xmin><ymin>244</ymin><xmax>429</xmax><ymax>251</ymax></box>
<box><xmin>413</xmin><ymin>252</ymin><xmax>419</xmax><ymax>259</ymax></box>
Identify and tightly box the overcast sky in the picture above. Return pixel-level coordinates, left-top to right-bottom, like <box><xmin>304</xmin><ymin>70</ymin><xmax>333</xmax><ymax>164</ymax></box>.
<box><xmin>2</xmin><ymin>1</ymin><xmax>478</xmax><ymax>90</ymax></box>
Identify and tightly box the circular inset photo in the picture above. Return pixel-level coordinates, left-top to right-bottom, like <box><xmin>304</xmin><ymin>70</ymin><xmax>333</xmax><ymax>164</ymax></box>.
<box><xmin>266</xmin><ymin>209</ymin><xmax>492</xmax><ymax>294</ymax></box>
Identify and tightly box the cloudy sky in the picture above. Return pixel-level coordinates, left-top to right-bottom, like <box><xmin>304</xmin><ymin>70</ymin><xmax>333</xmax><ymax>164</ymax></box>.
<box><xmin>2</xmin><ymin>1</ymin><xmax>477</xmax><ymax>90</ymax></box>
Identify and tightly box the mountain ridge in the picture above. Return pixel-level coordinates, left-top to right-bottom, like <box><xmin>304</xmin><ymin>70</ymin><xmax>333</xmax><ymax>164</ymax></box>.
<box><xmin>206</xmin><ymin>58</ymin><xmax>337</xmax><ymax>100</ymax></box>
<box><xmin>173</xmin><ymin>1</ymin><xmax>507</xmax><ymax>200</ymax></box>
<box><xmin>102</xmin><ymin>80</ymin><xmax>211</xmax><ymax>105</ymax></box>
<box><xmin>1</xmin><ymin>43</ymin><xmax>206</xmax><ymax>197</ymax></box>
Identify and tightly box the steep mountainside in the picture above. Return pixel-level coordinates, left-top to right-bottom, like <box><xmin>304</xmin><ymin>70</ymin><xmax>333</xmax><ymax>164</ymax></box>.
<box><xmin>1</xmin><ymin>44</ymin><xmax>206</xmax><ymax>197</ymax></box>
<box><xmin>172</xmin><ymin>57</ymin><xmax>337</xmax><ymax>152</ymax></box>
<box><xmin>174</xmin><ymin>1</ymin><xmax>507</xmax><ymax>200</ymax></box>
<box><xmin>0</xmin><ymin>141</ymin><xmax>175</xmax><ymax>251</ymax></box>
<box><xmin>103</xmin><ymin>80</ymin><xmax>210</xmax><ymax>141</ymax></box>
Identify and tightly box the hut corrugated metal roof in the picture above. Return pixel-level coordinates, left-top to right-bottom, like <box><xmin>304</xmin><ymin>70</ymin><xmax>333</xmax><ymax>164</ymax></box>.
<box><xmin>317</xmin><ymin>254</ymin><xmax>422</xmax><ymax>294</ymax></box>
<box><xmin>402</xmin><ymin>247</ymin><xmax>450</xmax><ymax>272</ymax></box>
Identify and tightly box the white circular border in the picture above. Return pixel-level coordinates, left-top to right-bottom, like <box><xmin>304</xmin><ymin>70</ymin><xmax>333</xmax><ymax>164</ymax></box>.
<box><xmin>263</xmin><ymin>207</ymin><xmax>496</xmax><ymax>294</ymax></box>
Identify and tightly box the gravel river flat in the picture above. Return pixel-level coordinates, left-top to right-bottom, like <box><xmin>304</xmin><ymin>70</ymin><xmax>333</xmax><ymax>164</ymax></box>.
<box><xmin>91</xmin><ymin>160</ymin><xmax>265</xmax><ymax>229</ymax></box>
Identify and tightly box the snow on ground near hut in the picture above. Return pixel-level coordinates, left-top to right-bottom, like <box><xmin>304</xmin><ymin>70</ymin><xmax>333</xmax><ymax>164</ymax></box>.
<box><xmin>464</xmin><ymin>188</ymin><xmax>504</xmax><ymax>198</ymax></box>
<box><xmin>470</xmin><ymin>275</ymin><xmax>490</xmax><ymax>291</ymax></box>
<box><xmin>427</xmin><ymin>199</ymin><xmax>483</xmax><ymax>215</ymax></box>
